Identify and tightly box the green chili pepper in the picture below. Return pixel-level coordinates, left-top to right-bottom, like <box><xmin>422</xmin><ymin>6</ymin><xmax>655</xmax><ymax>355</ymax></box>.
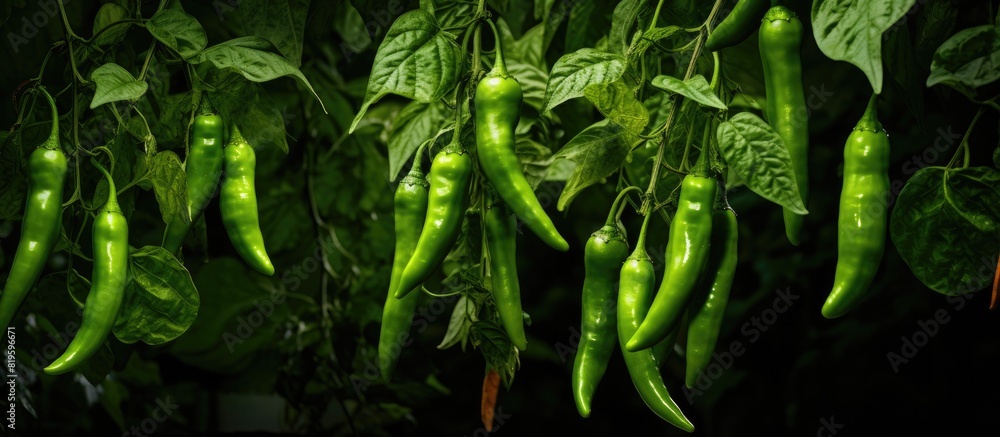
<box><xmin>705</xmin><ymin>0</ymin><xmax>770</xmax><ymax>52</ymax></box>
<box><xmin>572</xmin><ymin>188</ymin><xmax>634</xmax><ymax>418</ymax></box>
<box><xmin>44</xmin><ymin>161</ymin><xmax>128</xmax><ymax>375</ymax></box>
<box><xmin>379</xmin><ymin>150</ymin><xmax>429</xmax><ymax>382</ymax></box>
<box><xmin>394</xmin><ymin>140</ymin><xmax>473</xmax><ymax>299</ymax></box>
<box><xmin>685</xmin><ymin>208</ymin><xmax>738</xmax><ymax>387</ymax></box>
<box><xmin>476</xmin><ymin>22</ymin><xmax>568</xmax><ymax>252</ymax></box>
<box><xmin>618</xmin><ymin>213</ymin><xmax>694</xmax><ymax>432</ymax></box>
<box><xmin>162</xmin><ymin>111</ymin><xmax>226</xmax><ymax>255</ymax></box>
<box><xmin>823</xmin><ymin>95</ymin><xmax>889</xmax><ymax>318</ymax></box>
<box><xmin>653</xmin><ymin>326</ymin><xmax>680</xmax><ymax>368</ymax></box>
<box><xmin>760</xmin><ymin>5</ymin><xmax>808</xmax><ymax>246</ymax></box>
<box><xmin>0</xmin><ymin>87</ymin><xmax>67</xmax><ymax>330</ymax></box>
<box><xmin>485</xmin><ymin>201</ymin><xmax>527</xmax><ymax>351</ymax></box>
<box><xmin>627</xmin><ymin>174</ymin><xmax>717</xmax><ymax>352</ymax></box>
<box><xmin>220</xmin><ymin>127</ymin><xmax>274</xmax><ymax>276</ymax></box>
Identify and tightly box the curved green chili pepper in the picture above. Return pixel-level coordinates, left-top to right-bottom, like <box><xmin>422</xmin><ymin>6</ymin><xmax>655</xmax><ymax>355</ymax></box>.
<box><xmin>379</xmin><ymin>150</ymin><xmax>429</xmax><ymax>382</ymax></box>
<box><xmin>45</xmin><ymin>161</ymin><xmax>128</xmax><ymax>375</ymax></box>
<box><xmin>162</xmin><ymin>111</ymin><xmax>226</xmax><ymax>255</ymax></box>
<box><xmin>760</xmin><ymin>5</ymin><xmax>808</xmax><ymax>246</ymax></box>
<box><xmin>572</xmin><ymin>188</ymin><xmax>634</xmax><ymax>418</ymax></box>
<box><xmin>485</xmin><ymin>201</ymin><xmax>526</xmax><ymax>351</ymax></box>
<box><xmin>618</xmin><ymin>213</ymin><xmax>695</xmax><ymax>432</ymax></box>
<box><xmin>220</xmin><ymin>127</ymin><xmax>274</xmax><ymax>276</ymax></box>
<box><xmin>627</xmin><ymin>174</ymin><xmax>717</xmax><ymax>352</ymax></box>
<box><xmin>394</xmin><ymin>140</ymin><xmax>473</xmax><ymax>299</ymax></box>
<box><xmin>705</xmin><ymin>0</ymin><xmax>770</xmax><ymax>52</ymax></box>
<box><xmin>823</xmin><ymin>95</ymin><xmax>889</xmax><ymax>318</ymax></box>
<box><xmin>476</xmin><ymin>22</ymin><xmax>568</xmax><ymax>252</ymax></box>
<box><xmin>685</xmin><ymin>208</ymin><xmax>738</xmax><ymax>387</ymax></box>
<box><xmin>0</xmin><ymin>87</ymin><xmax>67</xmax><ymax>330</ymax></box>
<box><xmin>653</xmin><ymin>325</ymin><xmax>680</xmax><ymax>368</ymax></box>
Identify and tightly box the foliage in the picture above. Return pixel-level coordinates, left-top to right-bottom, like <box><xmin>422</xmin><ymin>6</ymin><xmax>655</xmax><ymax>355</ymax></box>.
<box><xmin>1</xmin><ymin>0</ymin><xmax>999</xmax><ymax>435</ymax></box>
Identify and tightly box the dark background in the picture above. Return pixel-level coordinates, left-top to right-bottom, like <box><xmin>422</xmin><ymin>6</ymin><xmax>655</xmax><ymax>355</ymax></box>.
<box><xmin>1</xmin><ymin>0</ymin><xmax>999</xmax><ymax>435</ymax></box>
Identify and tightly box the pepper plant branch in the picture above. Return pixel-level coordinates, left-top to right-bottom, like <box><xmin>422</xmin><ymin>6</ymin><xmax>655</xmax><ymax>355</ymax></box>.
<box><xmin>648</xmin><ymin>0</ymin><xmax>666</xmax><ymax>32</ymax></box>
<box><xmin>945</xmin><ymin>108</ymin><xmax>984</xmax><ymax>170</ymax></box>
<box><xmin>57</xmin><ymin>1</ymin><xmax>87</xmax><ymax>84</ymax></box>
<box><xmin>641</xmin><ymin>0</ymin><xmax>725</xmax><ymax>215</ymax></box>
<box><xmin>85</xmin><ymin>19</ymin><xmax>142</xmax><ymax>45</ymax></box>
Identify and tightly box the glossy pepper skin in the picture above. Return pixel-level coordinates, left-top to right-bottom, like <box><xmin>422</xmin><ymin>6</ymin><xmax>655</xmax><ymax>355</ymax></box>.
<box><xmin>760</xmin><ymin>6</ymin><xmax>808</xmax><ymax>246</ymax></box>
<box><xmin>475</xmin><ymin>35</ymin><xmax>568</xmax><ymax>252</ymax></box>
<box><xmin>627</xmin><ymin>175</ymin><xmax>717</xmax><ymax>352</ymax></box>
<box><xmin>485</xmin><ymin>202</ymin><xmax>527</xmax><ymax>350</ymax></box>
<box><xmin>394</xmin><ymin>141</ymin><xmax>473</xmax><ymax>299</ymax></box>
<box><xmin>221</xmin><ymin>127</ymin><xmax>274</xmax><ymax>276</ymax></box>
<box><xmin>572</xmin><ymin>223</ymin><xmax>628</xmax><ymax>417</ymax></box>
<box><xmin>45</xmin><ymin>162</ymin><xmax>128</xmax><ymax>375</ymax></box>
<box><xmin>685</xmin><ymin>209</ymin><xmax>738</xmax><ymax>387</ymax></box>
<box><xmin>162</xmin><ymin>113</ymin><xmax>226</xmax><ymax>255</ymax></box>
<box><xmin>618</xmin><ymin>215</ymin><xmax>694</xmax><ymax>432</ymax></box>
<box><xmin>378</xmin><ymin>155</ymin><xmax>429</xmax><ymax>382</ymax></box>
<box><xmin>705</xmin><ymin>0</ymin><xmax>770</xmax><ymax>52</ymax></box>
<box><xmin>0</xmin><ymin>87</ymin><xmax>67</xmax><ymax>330</ymax></box>
<box><xmin>823</xmin><ymin>95</ymin><xmax>889</xmax><ymax>318</ymax></box>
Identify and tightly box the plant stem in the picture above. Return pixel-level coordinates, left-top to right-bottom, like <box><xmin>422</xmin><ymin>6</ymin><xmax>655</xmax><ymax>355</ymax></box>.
<box><xmin>642</xmin><ymin>0</ymin><xmax>726</xmax><ymax>214</ymax></box>
<box><xmin>649</xmin><ymin>0</ymin><xmax>666</xmax><ymax>31</ymax></box>
<box><xmin>57</xmin><ymin>1</ymin><xmax>79</xmax><ymax>40</ymax></box>
<box><xmin>946</xmin><ymin>108</ymin><xmax>984</xmax><ymax>170</ymax></box>
<box><xmin>138</xmin><ymin>41</ymin><xmax>158</xmax><ymax>81</ymax></box>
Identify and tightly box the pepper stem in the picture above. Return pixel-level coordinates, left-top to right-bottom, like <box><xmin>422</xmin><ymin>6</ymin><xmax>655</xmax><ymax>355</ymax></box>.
<box><xmin>855</xmin><ymin>93</ymin><xmax>882</xmax><ymax>132</ymax></box>
<box><xmin>484</xmin><ymin>19</ymin><xmax>508</xmax><ymax>77</ymax></box>
<box><xmin>606</xmin><ymin>186</ymin><xmax>641</xmax><ymax>227</ymax></box>
<box><xmin>691</xmin><ymin>123</ymin><xmax>712</xmax><ymax>177</ymax></box>
<box><xmin>37</xmin><ymin>86</ymin><xmax>60</xmax><ymax>152</ymax></box>
<box><xmin>230</xmin><ymin>125</ymin><xmax>245</xmax><ymax>145</ymax></box>
<box><xmin>410</xmin><ymin>143</ymin><xmax>428</xmax><ymax>175</ymax></box>
<box><xmin>92</xmin><ymin>160</ymin><xmax>120</xmax><ymax>214</ymax></box>
<box><xmin>632</xmin><ymin>209</ymin><xmax>654</xmax><ymax>258</ymax></box>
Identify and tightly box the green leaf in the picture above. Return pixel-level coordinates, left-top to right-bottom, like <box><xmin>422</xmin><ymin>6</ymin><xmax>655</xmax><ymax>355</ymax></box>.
<box><xmin>147</xmin><ymin>151</ymin><xmax>188</xmax><ymax>226</ymax></box>
<box><xmin>554</xmin><ymin>120</ymin><xmax>631</xmax><ymax>211</ymax></box>
<box><xmin>471</xmin><ymin>320</ymin><xmax>518</xmax><ymax>387</ymax></box>
<box><xmin>113</xmin><ymin>246</ymin><xmax>200</xmax><ymax>344</ymax></box>
<box><xmin>811</xmin><ymin>0</ymin><xmax>917</xmax><ymax>94</ymax></box>
<box><xmin>890</xmin><ymin>166</ymin><xmax>1000</xmax><ymax>295</ymax></box>
<box><xmin>350</xmin><ymin>10</ymin><xmax>461</xmax><ymax>133</ymax></box>
<box><xmin>145</xmin><ymin>8</ymin><xmax>207</xmax><ymax>59</ymax></box>
<box><xmin>926</xmin><ymin>25</ymin><xmax>1000</xmax><ymax>94</ymax></box>
<box><xmin>650</xmin><ymin>74</ymin><xmax>726</xmax><ymax>110</ymax></box>
<box><xmin>542</xmin><ymin>48</ymin><xmax>627</xmax><ymax>113</ymax></box>
<box><xmin>913</xmin><ymin>0</ymin><xmax>958</xmax><ymax>68</ymax></box>
<box><xmin>387</xmin><ymin>101</ymin><xmax>447</xmax><ymax>181</ymax></box>
<box><xmin>438</xmin><ymin>295</ymin><xmax>475</xmax><ymax>350</ymax></box>
<box><xmin>193</xmin><ymin>37</ymin><xmax>324</xmax><ymax>111</ymax></box>
<box><xmin>609</xmin><ymin>0</ymin><xmax>646</xmax><ymax>56</ymax></box>
<box><xmin>89</xmin><ymin>63</ymin><xmax>148</xmax><ymax>109</ymax></box>
<box><xmin>508</xmin><ymin>62</ymin><xmax>549</xmax><ymax>111</ymax></box>
<box><xmin>565</xmin><ymin>1</ymin><xmax>596</xmax><ymax>53</ymax></box>
<box><xmin>583</xmin><ymin>80</ymin><xmax>649</xmax><ymax>134</ymax></box>
<box><xmin>512</xmin><ymin>137</ymin><xmax>554</xmax><ymax>189</ymax></box>
<box><xmin>208</xmin><ymin>71</ymin><xmax>289</xmax><ymax>153</ymax></box>
<box><xmin>169</xmin><ymin>258</ymin><xmax>285</xmax><ymax>373</ymax></box>
<box><xmin>332</xmin><ymin>0</ymin><xmax>373</xmax><ymax>54</ymax></box>
<box><xmin>499</xmin><ymin>21</ymin><xmax>545</xmax><ymax>71</ymax></box>
<box><xmin>238</xmin><ymin>0</ymin><xmax>309</xmax><ymax>66</ymax></box>
<box><xmin>716</xmin><ymin>112</ymin><xmax>806</xmax><ymax>214</ymax></box>
<box><xmin>92</xmin><ymin>3</ymin><xmax>130</xmax><ymax>47</ymax></box>
<box><xmin>627</xmin><ymin>25</ymin><xmax>683</xmax><ymax>60</ymax></box>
